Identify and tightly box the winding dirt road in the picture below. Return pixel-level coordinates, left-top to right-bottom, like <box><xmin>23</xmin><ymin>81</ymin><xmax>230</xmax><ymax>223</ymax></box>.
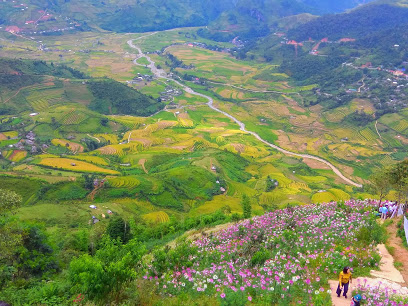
<box><xmin>127</xmin><ymin>35</ymin><xmax>363</xmax><ymax>188</ymax></box>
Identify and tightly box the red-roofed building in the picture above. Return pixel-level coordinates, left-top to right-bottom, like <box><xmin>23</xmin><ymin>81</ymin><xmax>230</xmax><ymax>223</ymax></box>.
<box><xmin>339</xmin><ymin>38</ymin><xmax>356</xmax><ymax>43</ymax></box>
<box><xmin>5</xmin><ymin>26</ymin><xmax>21</xmax><ymax>33</ymax></box>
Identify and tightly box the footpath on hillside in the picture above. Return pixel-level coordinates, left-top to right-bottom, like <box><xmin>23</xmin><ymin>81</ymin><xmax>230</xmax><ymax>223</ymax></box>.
<box><xmin>329</xmin><ymin>231</ymin><xmax>408</xmax><ymax>306</ymax></box>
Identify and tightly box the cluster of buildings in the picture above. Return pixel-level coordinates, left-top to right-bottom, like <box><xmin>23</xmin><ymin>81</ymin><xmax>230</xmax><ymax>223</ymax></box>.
<box><xmin>126</xmin><ymin>73</ymin><xmax>154</xmax><ymax>85</ymax></box>
<box><xmin>159</xmin><ymin>86</ymin><xmax>183</xmax><ymax>102</ymax></box>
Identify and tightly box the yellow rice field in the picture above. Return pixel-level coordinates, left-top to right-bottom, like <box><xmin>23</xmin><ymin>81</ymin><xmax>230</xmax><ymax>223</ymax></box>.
<box><xmin>39</xmin><ymin>158</ymin><xmax>119</xmax><ymax>174</ymax></box>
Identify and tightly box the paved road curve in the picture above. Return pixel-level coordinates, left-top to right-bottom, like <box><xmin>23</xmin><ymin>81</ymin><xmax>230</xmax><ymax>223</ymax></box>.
<box><xmin>127</xmin><ymin>35</ymin><xmax>363</xmax><ymax>188</ymax></box>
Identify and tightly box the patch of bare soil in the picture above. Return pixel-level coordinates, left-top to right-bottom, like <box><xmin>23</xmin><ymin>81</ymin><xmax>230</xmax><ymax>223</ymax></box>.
<box><xmin>386</xmin><ymin>218</ymin><xmax>408</xmax><ymax>283</ymax></box>
<box><xmin>138</xmin><ymin>159</ymin><xmax>148</xmax><ymax>174</ymax></box>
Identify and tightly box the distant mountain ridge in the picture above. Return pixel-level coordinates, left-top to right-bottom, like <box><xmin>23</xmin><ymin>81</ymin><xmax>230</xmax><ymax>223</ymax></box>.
<box><xmin>0</xmin><ymin>0</ymin><xmax>376</xmax><ymax>35</ymax></box>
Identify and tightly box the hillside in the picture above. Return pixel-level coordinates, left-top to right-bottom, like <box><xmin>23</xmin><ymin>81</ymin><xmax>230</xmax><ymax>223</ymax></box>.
<box><xmin>287</xmin><ymin>2</ymin><xmax>408</xmax><ymax>41</ymax></box>
<box><xmin>0</xmin><ymin>58</ymin><xmax>161</xmax><ymax>116</ymax></box>
<box><xmin>0</xmin><ymin>0</ymin><xmax>374</xmax><ymax>37</ymax></box>
<box><xmin>1</xmin><ymin>2</ymin><xmax>408</xmax><ymax>305</ymax></box>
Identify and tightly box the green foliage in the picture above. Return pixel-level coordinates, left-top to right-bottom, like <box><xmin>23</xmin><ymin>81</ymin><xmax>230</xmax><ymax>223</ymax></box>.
<box><xmin>17</xmin><ymin>223</ymin><xmax>58</xmax><ymax>278</ymax></box>
<box><xmin>250</xmin><ymin>249</ymin><xmax>271</xmax><ymax>267</ymax></box>
<box><xmin>344</xmin><ymin>110</ymin><xmax>374</xmax><ymax>127</ymax></box>
<box><xmin>356</xmin><ymin>217</ymin><xmax>387</xmax><ymax>245</ymax></box>
<box><xmin>241</xmin><ymin>194</ymin><xmax>252</xmax><ymax>219</ymax></box>
<box><xmin>68</xmin><ymin>236</ymin><xmax>146</xmax><ymax>302</ymax></box>
<box><xmin>151</xmin><ymin>241</ymin><xmax>199</xmax><ymax>277</ymax></box>
<box><xmin>88</xmin><ymin>80</ymin><xmax>163</xmax><ymax>116</ymax></box>
<box><xmin>0</xmin><ymin>58</ymin><xmax>86</xmax><ymax>91</ymax></box>
<box><xmin>82</xmin><ymin>174</ymin><xmax>96</xmax><ymax>190</ymax></box>
<box><xmin>397</xmin><ymin>218</ymin><xmax>408</xmax><ymax>248</ymax></box>
<box><xmin>368</xmin><ymin>170</ymin><xmax>391</xmax><ymax>203</ymax></box>
<box><xmin>288</xmin><ymin>4</ymin><xmax>408</xmax><ymax>41</ymax></box>
<box><xmin>0</xmin><ymin>189</ymin><xmax>22</xmax><ymax>215</ymax></box>
<box><xmin>0</xmin><ymin>176</ymin><xmax>43</xmax><ymax>204</ymax></box>
<box><xmin>106</xmin><ymin>217</ymin><xmax>131</xmax><ymax>244</ymax></box>
<box><xmin>388</xmin><ymin>160</ymin><xmax>408</xmax><ymax>202</ymax></box>
<box><xmin>43</xmin><ymin>182</ymin><xmax>88</xmax><ymax>201</ymax></box>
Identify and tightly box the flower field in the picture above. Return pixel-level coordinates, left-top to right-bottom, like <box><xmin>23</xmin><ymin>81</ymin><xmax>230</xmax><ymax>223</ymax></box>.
<box><xmin>353</xmin><ymin>279</ymin><xmax>408</xmax><ymax>305</ymax></box>
<box><xmin>145</xmin><ymin>200</ymin><xmax>392</xmax><ymax>305</ymax></box>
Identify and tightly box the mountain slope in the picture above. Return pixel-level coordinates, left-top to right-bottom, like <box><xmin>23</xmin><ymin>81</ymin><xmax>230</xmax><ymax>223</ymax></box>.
<box><xmin>287</xmin><ymin>2</ymin><xmax>408</xmax><ymax>40</ymax></box>
<box><xmin>0</xmin><ymin>0</ymin><xmax>376</xmax><ymax>35</ymax></box>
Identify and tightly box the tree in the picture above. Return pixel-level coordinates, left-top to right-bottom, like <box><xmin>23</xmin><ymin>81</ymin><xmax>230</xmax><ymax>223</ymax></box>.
<box><xmin>106</xmin><ymin>217</ymin><xmax>131</xmax><ymax>244</ymax></box>
<box><xmin>16</xmin><ymin>223</ymin><xmax>58</xmax><ymax>278</ymax></box>
<box><xmin>0</xmin><ymin>189</ymin><xmax>22</xmax><ymax>216</ymax></box>
<box><xmin>266</xmin><ymin>176</ymin><xmax>279</xmax><ymax>192</ymax></box>
<box><xmin>389</xmin><ymin>160</ymin><xmax>408</xmax><ymax>203</ymax></box>
<box><xmin>82</xmin><ymin>174</ymin><xmax>96</xmax><ymax>190</ymax></box>
<box><xmin>100</xmin><ymin>118</ymin><xmax>109</xmax><ymax>127</ymax></box>
<box><xmin>369</xmin><ymin>170</ymin><xmax>391</xmax><ymax>205</ymax></box>
<box><xmin>241</xmin><ymin>194</ymin><xmax>252</xmax><ymax>219</ymax></box>
<box><xmin>68</xmin><ymin>237</ymin><xmax>146</xmax><ymax>303</ymax></box>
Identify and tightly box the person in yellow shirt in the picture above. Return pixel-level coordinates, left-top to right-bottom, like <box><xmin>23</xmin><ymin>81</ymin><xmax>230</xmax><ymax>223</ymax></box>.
<box><xmin>336</xmin><ymin>266</ymin><xmax>352</xmax><ymax>299</ymax></box>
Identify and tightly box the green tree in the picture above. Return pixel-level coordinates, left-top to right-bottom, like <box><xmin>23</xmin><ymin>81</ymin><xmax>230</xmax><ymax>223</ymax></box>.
<box><xmin>0</xmin><ymin>189</ymin><xmax>22</xmax><ymax>216</ymax></box>
<box><xmin>389</xmin><ymin>160</ymin><xmax>408</xmax><ymax>203</ymax></box>
<box><xmin>106</xmin><ymin>217</ymin><xmax>131</xmax><ymax>244</ymax></box>
<box><xmin>16</xmin><ymin>223</ymin><xmax>58</xmax><ymax>278</ymax></box>
<box><xmin>0</xmin><ymin>189</ymin><xmax>23</xmax><ymax>285</ymax></box>
<box><xmin>68</xmin><ymin>237</ymin><xmax>146</xmax><ymax>303</ymax></box>
<box><xmin>241</xmin><ymin>194</ymin><xmax>252</xmax><ymax>219</ymax></box>
<box><xmin>369</xmin><ymin>170</ymin><xmax>391</xmax><ymax>205</ymax></box>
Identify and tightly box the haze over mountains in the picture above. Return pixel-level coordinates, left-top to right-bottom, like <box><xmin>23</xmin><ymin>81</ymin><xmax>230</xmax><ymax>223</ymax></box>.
<box><xmin>0</xmin><ymin>0</ymin><xmax>374</xmax><ymax>34</ymax></box>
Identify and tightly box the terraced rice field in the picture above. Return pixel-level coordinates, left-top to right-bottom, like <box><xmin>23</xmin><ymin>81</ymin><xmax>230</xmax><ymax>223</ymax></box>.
<box><xmin>97</xmin><ymin>143</ymin><xmax>140</xmax><ymax>156</ymax></box>
<box><xmin>8</xmin><ymin>150</ymin><xmax>27</xmax><ymax>162</ymax></box>
<box><xmin>26</xmin><ymin>89</ymin><xmax>64</xmax><ymax>111</ymax></box>
<box><xmin>328</xmin><ymin>188</ymin><xmax>351</xmax><ymax>201</ymax></box>
<box><xmin>109</xmin><ymin>116</ymin><xmax>145</xmax><ymax>129</ymax></box>
<box><xmin>69</xmin><ymin>155</ymin><xmax>109</xmax><ymax>166</ymax></box>
<box><xmin>61</xmin><ymin>109</ymin><xmax>88</xmax><ymax>125</ymax></box>
<box><xmin>177</xmin><ymin>116</ymin><xmax>194</xmax><ymax>128</ymax></box>
<box><xmin>360</xmin><ymin>127</ymin><xmax>378</xmax><ymax>141</ymax></box>
<box><xmin>38</xmin><ymin>157</ymin><xmax>119</xmax><ymax>174</ymax></box>
<box><xmin>51</xmin><ymin>139</ymin><xmax>84</xmax><ymax>153</ymax></box>
<box><xmin>0</xmin><ymin>131</ymin><xmax>18</xmax><ymax>140</ymax></box>
<box><xmin>379</xmin><ymin>154</ymin><xmax>395</xmax><ymax>166</ymax></box>
<box><xmin>311</xmin><ymin>191</ymin><xmax>337</xmax><ymax>203</ymax></box>
<box><xmin>324</xmin><ymin>107</ymin><xmax>352</xmax><ymax>122</ymax></box>
<box><xmin>142</xmin><ymin>211</ymin><xmax>170</xmax><ymax>224</ymax></box>
<box><xmin>107</xmin><ymin>176</ymin><xmax>140</xmax><ymax>188</ymax></box>
<box><xmin>95</xmin><ymin>134</ymin><xmax>118</xmax><ymax>144</ymax></box>
<box><xmin>390</xmin><ymin>119</ymin><xmax>408</xmax><ymax>133</ymax></box>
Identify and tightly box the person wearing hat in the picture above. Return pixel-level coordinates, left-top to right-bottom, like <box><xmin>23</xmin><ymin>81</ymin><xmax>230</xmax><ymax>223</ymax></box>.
<box><xmin>350</xmin><ymin>294</ymin><xmax>362</xmax><ymax>306</ymax></box>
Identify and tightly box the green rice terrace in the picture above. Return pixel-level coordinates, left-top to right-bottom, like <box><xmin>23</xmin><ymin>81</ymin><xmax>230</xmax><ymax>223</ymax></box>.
<box><xmin>0</xmin><ymin>8</ymin><xmax>408</xmax><ymax>305</ymax></box>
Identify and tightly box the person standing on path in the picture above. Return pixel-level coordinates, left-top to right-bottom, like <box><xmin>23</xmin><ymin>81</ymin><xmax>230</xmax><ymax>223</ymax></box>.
<box><xmin>337</xmin><ymin>266</ymin><xmax>352</xmax><ymax>299</ymax></box>
<box><xmin>381</xmin><ymin>205</ymin><xmax>388</xmax><ymax>219</ymax></box>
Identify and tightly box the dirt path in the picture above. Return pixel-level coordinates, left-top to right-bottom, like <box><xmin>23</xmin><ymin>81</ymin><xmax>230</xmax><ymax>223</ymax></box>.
<box><xmin>375</xmin><ymin>120</ymin><xmax>382</xmax><ymax>140</ymax></box>
<box><xmin>329</xmin><ymin>244</ymin><xmax>407</xmax><ymax>306</ymax></box>
<box><xmin>139</xmin><ymin>159</ymin><xmax>148</xmax><ymax>174</ymax></box>
<box><xmin>87</xmin><ymin>134</ymin><xmax>100</xmax><ymax>143</ymax></box>
<box><xmin>3</xmin><ymin>84</ymin><xmax>36</xmax><ymax>103</ymax></box>
<box><xmin>386</xmin><ymin>218</ymin><xmax>408</xmax><ymax>283</ymax></box>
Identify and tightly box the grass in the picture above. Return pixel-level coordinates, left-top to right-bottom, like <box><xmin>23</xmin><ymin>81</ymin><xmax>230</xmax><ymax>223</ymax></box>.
<box><xmin>0</xmin><ymin>175</ymin><xmax>43</xmax><ymax>204</ymax></box>
<box><xmin>394</xmin><ymin>261</ymin><xmax>403</xmax><ymax>271</ymax></box>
